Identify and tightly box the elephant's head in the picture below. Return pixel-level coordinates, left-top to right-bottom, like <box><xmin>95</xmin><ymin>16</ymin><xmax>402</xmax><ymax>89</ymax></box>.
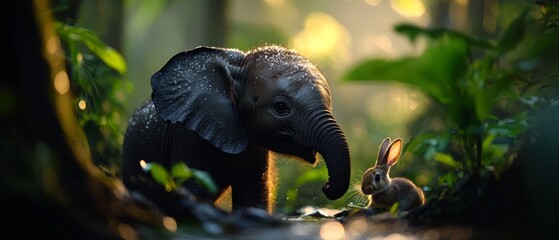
<box><xmin>151</xmin><ymin>45</ymin><xmax>350</xmax><ymax>200</ymax></box>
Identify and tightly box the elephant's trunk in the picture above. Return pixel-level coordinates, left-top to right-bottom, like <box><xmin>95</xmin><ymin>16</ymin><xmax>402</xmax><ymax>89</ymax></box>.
<box><xmin>299</xmin><ymin>108</ymin><xmax>350</xmax><ymax>200</ymax></box>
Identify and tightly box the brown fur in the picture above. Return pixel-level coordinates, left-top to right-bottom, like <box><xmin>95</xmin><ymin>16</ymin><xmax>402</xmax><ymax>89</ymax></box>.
<box><xmin>361</xmin><ymin>138</ymin><xmax>425</xmax><ymax>212</ymax></box>
<box><xmin>264</xmin><ymin>154</ymin><xmax>278</xmax><ymax>214</ymax></box>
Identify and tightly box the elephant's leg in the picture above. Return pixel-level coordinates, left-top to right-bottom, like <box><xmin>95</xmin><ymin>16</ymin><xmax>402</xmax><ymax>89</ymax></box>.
<box><xmin>167</xmin><ymin>128</ymin><xmax>232</xmax><ymax>203</ymax></box>
<box><xmin>230</xmin><ymin>146</ymin><xmax>274</xmax><ymax>213</ymax></box>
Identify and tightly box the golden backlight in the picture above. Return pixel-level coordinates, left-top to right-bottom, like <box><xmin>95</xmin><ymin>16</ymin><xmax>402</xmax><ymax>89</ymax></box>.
<box><xmin>290</xmin><ymin>12</ymin><xmax>351</xmax><ymax>65</ymax></box>
<box><xmin>390</xmin><ymin>0</ymin><xmax>426</xmax><ymax>18</ymax></box>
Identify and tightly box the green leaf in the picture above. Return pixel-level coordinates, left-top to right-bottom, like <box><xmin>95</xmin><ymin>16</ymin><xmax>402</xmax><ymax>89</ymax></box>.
<box><xmin>437</xmin><ymin>171</ymin><xmax>458</xmax><ymax>187</ymax></box>
<box><xmin>283</xmin><ymin>166</ymin><xmax>329</xmax><ymax>212</ymax></box>
<box><xmin>465</xmin><ymin>56</ymin><xmax>507</xmax><ymax>121</ymax></box>
<box><xmin>487</xmin><ymin>118</ymin><xmax>530</xmax><ymax>137</ymax></box>
<box><xmin>520</xmin><ymin>30</ymin><xmax>559</xmax><ymax>67</ymax></box>
<box><xmin>497</xmin><ymin>10</ymin><xmax>528</xmax><ymax>54</ymax></box>
<box><xmin>147</xmin><ymin>162</ymin><xmax>170</xmax><ymax>186</ymax></box>
<box><xmin>344</xmin><ymin>37</ymin><xmax>469</xmax><ymax>105</ymax></box>
<box><xmin>405</xmin><ymin>133</ymin><xmax>450</xmax><ymax>160</ymax></box>
<box><xmin>191</xmin><ymin>169</ymin><xmax>218</xmax><ymax>194</ymax></box>
<box><xmin>482</xmin><ymin>134</ymin><xmax>497</xmax><ymax>151</ymax></box>
<box><xmin>395</xmin><ymin>23</ymin><xmax>495</xmax><ymax>49</ymax></box>
<box><xmin>344</xmin><ymin>58</ymin><xmax>450</xmax><ymax>103</ymax></box>
<box><xmin>80</xmin><ymin>34</ymin><xmax>126</xmax><ymax>74</ymax></box>
<box><xmin>294</xmin><ymin>167</ymin><xmax>329</xmax><ymax>187</ymax></box>
<box><xmin>55</xmin><ymin>23</ymin><xmax>127</xmax><ymax>74</ymax></box>
<box><xmin>171</xmin><ymin>162</ymin><xmax>193</xmax><ymax>179</ymax></box>
<box><xmin>434</xmin><ymin>152</ymin><xmax>460</xmax><ymax>168</ymax></box>
<box><xmin>389</xmin><ymin>202</ymin><xmax>399</xmax><ymax>216</ymax></box>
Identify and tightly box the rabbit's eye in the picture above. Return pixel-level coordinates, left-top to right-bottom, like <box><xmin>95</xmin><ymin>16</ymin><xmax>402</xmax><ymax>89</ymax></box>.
<box><xmin>374</xmin><ymin>173</ymin><xmax>381</xmax><ymax>182</ymax></box>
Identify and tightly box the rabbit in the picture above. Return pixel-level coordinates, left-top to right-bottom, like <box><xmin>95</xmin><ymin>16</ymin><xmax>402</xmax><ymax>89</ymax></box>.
<box><xmin>360</xmin><ymin>137</ymin><xmax>425</xmax><ymax>212</ymax></box>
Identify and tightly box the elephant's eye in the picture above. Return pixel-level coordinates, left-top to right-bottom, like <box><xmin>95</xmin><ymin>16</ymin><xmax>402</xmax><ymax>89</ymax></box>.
<box><xmin>272</xmin><ymin>101</ymin><xmax>291</xmax><ymax>116</ymax></box>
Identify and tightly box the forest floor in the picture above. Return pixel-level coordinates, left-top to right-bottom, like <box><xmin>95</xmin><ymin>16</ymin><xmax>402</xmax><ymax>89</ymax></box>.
<box><xmin>146</xmin><ymin>205</ymin><xmax>525</xmax><ymax>240</ymax></box>
<box><xmin>129</xmin><ymin>164</ymin><xmax>540</xmax><ymax>240</ymax></box>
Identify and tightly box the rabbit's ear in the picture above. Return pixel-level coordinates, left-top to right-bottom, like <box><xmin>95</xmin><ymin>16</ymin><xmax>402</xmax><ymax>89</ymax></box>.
<box><xmin>376</xmin><ymin>137</ymin><xmax>391</xmax><ymax>166</ymax></box>
<box><xmin>386</xmin><ymin>138</ymin><xmax>403</xmax><ymax>167</ymax></box>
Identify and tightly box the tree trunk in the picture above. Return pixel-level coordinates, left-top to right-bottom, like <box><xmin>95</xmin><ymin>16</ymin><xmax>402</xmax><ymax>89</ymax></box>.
<box><xmin>1</xmin><ymin>1</ymin><xmax>162</xmax><ymax>238</ymax></box>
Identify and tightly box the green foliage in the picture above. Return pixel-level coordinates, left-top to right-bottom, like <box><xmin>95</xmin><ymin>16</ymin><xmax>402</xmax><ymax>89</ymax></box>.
<box><xmin>284</xmin><ymin>166</ymin><xmax>329</xmax><ymax>214</ymax></box>
<box><xmin>394</xmin><ymin>24</ymin><xmax>495</xmax><ymax>50</ymax></box>
<box><xmin>142</xmin><ymin>161</ymin><xmax>218</xmax><ymax>194</ymax></box>
<box><xmin>434</xmin><ymin>152</ymin><xmax>460</xmax><ymax>169</ymax></box>
<box><xmin>344</xmin><ymin>4</ymin><xmax>559</xmax><ymax>191</ymax></box>
<box><xmin>56</xmin><ymin>23</ymin><xmax>126</xmax><ymax>74</ymax></box>
<box><xmin>389</xmin><ymin>202</ymin><xmax>399</xmax><ymax>216</ymax></box>
<box><xmin>56</xmin><ymin>23</ymin><xmax>132</xmax><ymax>173</ymax></box>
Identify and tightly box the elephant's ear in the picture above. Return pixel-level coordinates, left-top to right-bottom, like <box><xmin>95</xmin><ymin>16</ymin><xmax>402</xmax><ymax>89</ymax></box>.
<box><xmin>151</xmin><ymin>47</ymin><xmax>248</xmax><ymax>154</ymax></box>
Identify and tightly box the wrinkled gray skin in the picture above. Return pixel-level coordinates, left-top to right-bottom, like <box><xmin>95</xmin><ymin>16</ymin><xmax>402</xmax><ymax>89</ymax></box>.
<box><xmin>122</xmin><ymin>46</ymin><xmax>350</xmax><ymax>214</ymax></box>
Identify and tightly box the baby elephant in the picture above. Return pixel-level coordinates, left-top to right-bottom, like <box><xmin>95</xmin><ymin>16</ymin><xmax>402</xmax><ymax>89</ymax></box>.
<box><xmin>122</xmin><ymin>45</ymin><xmax>351</xmax><ymax>215</ymax></box>
<box><xmin>361</xmin><ymin>137</ymin><xmax>425</xmax><ymax>212</ymax></box>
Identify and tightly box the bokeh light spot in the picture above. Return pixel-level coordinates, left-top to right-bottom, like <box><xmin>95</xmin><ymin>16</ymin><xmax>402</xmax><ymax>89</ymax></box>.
<box><xmin>46</xmin><ymin>36</ymin><xmax>59</xmax><ymax>55</ymax></box>
<box><xmin>163</xmin><ymin>216</ymin><xmax>177</xmax><ymax>232</ymax></box>
<box><xmin>390</xmin><ymin>0</ymin><xmax>425</xmax><ymax>18</ymax></box>
<box><xmin>320</xmin><ymin>221</ymin><xmax>345</xmax><ymax>240</ymax></box>
<box><xmin>348</xmin><ymin>217</ymin><xmax>368</xmax><ymax>236</ymax></box>
<box><xmin>54</xmin><ymin>71</ymin><xmax>70</xmax><ymax>95</ymax></box>
<box><xmin>365</xmin><ymin>86</ymin><xmax>428</xmax><ymax>127</ymax></box>
<box><xmin>78</xmin><ymin>99</ymin><xmax>87</xmax><ymax>110</ymax></box>
<box><xmin>365</xmin><ymin>0</ymin><xmax>383</xmax><ymax>6</ymax></box>
<box><xmin>76</xmin><ymin>52</ymin><xmax>84</xmax><ymax>63</ymax></box>
<box><xmin>456</xmin><ymin>0</ymin><xmax>469</xmax><ymax>6</ymax></box>
<box><xmin>264</xmin><ymin>0</ymin><xmax>285</xmax><ymax>7</ymax></box>
<box><xmin>383</xmin><ymin>233</ymin><xmax>416</xmax><ymax>240</ymax></box>
<box><xmin>117</xmin><ymin>223</ymin><xmax>138</xmax><ymax>240</ymax></box>
<box><xmin>372</xmin><ymin>34</ymin><xmax>393</xmax><ymax>53</ymax></box>
<box><xmin>290</xmin><ymin>12</ymin><xmax>351</xmax><ymax>65</ymax></box>
<box><xmin>139</xmin><ymin>160</ymin><xmax>147</xmax><ymax>169</ymax></box>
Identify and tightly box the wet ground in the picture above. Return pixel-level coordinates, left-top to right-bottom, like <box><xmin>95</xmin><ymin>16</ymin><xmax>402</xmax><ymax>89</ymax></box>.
<box><xmin>158</xmin><ymin>206</ymin><xmax>504</xmax><ymax>240</ymax></box>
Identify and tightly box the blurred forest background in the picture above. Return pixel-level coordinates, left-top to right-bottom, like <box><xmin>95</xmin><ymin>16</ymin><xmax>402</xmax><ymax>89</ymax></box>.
<box><xmin>49</xmin><ymin>0</ymin><xmax>554</xmax><ymax>212</ymax></box>
<box><xmin>3</xmin><ymin>0</ymin><xmax>559</xmax><ymax>238</ymax></box>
